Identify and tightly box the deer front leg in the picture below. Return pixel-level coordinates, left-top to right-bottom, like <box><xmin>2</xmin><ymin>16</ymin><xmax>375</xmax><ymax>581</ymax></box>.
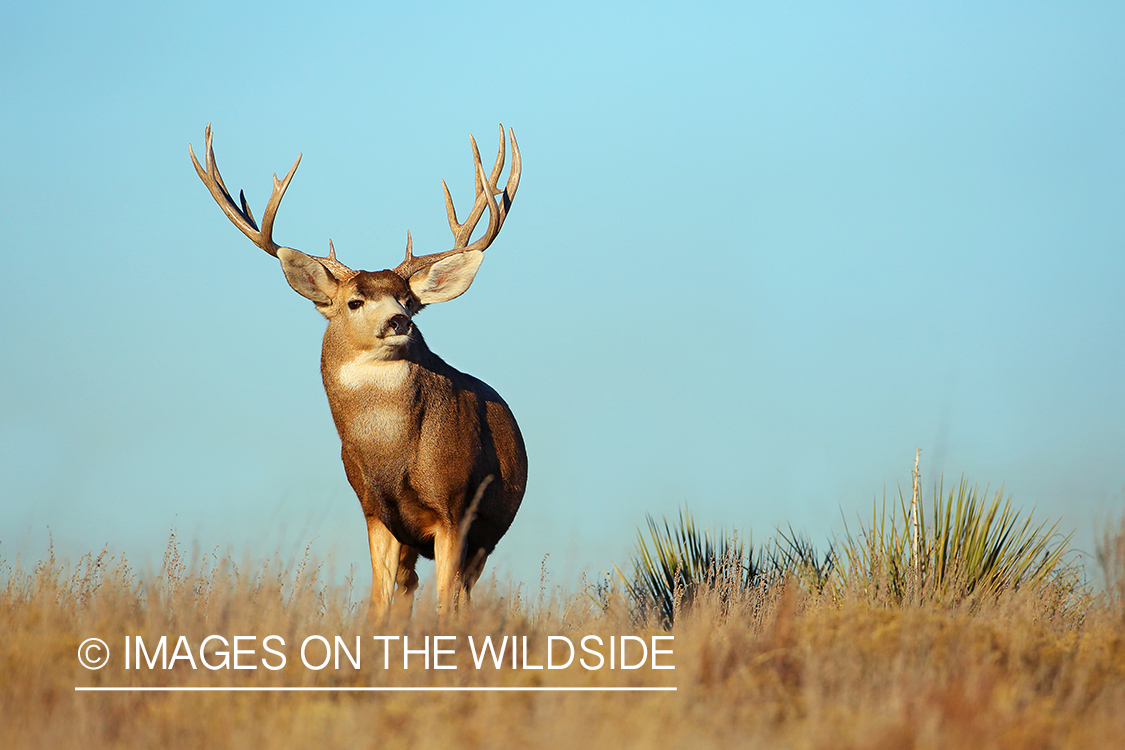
<box><xmin>366</xmin><ymin>516</ymin><xmax>401</xmax><ymax>623</ymax></box>
<box><xmin>432</xmin><ymin>525</ymin><xmax>465</xmax><ymax>616</ymax></box>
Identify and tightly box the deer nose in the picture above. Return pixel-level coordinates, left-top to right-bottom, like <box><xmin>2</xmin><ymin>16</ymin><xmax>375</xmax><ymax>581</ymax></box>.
<box><xmin>386</xmin><ymin>314</ymin><xmax>411</xmax><ymax>336</ymax></box>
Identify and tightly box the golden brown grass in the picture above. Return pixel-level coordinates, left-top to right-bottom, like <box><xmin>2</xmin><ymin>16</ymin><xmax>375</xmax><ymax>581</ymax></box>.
<box><xmin>3</xmin><ymin>518</ymin><xmax>1124</xmax><ymax>750</ymax></box>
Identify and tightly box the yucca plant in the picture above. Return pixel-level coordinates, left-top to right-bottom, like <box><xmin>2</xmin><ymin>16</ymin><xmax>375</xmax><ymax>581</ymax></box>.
<box><xmin>926</xmin><ymin>479</ymin><xmax>1071</xmax><ymax>597</ymax></box>
<box><xmin>839</xmin><ymin>492</ymin><xmax>916</xmax><ymax>603</ymax></box>
<box><xmin>840</xmin><ymin>478</ymin><xmax>1072</xmax><ymax>604</ymax></box>
<box><xmin>775</xmin><ymin>525</ymin><xmax>836</xmax><ymax>595</ymax></box>
<box><xmin>620</xmin><ymin>511</ymin><xmax>814</xmax><ymax>627</ymax></box>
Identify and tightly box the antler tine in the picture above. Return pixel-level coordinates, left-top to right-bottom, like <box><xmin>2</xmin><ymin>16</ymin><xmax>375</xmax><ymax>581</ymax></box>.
<box><xmin>259</xmin><ymin>159</ymin><xmax>301</xmax><ymax>254</ymax></box>
<box><xmin>443</xmin><ymin>126</ymin><xmax>508</xmax><ymax>248</ymax></box>
<box><xmin>458</xmin><ymin>126</ymin><xmax>520</xmax><ymax>254</ymax></box>
<box><xmin>486</xmin><ymin>127</ymin><xmax>515</xmax><ymax>231</ymax></box>
<box><xmin>189</xmin><ymin>123</ymin><xmax>301</xmax><ymax>258</ymax></box>
<box><xmin>396</xmin><ymin>126</ymin><xmax>521</xmax><ymax>279</ymax></box>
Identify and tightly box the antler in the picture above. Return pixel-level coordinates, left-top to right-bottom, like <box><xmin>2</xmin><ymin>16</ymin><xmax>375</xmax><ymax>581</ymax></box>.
<box><xmin>189</xmin><ymin>123</ymin><xmax>302</xmax><ymax>258</ymax></box>
<box><xmin>394</xmin><ymin>125</ymin><xmax>521</xmax><ymax>279</ymax></box>
<box><xmin>190</xmin><ymin>124</ymin><xmax>357</xmax><ymax>281</ymax></box>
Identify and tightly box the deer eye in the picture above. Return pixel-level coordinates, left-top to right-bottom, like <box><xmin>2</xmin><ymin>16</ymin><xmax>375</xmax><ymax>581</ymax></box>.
<box><xmin>347</xmin><ymin>299</ymin><xmax>364</xmax><ymax>310</ymax></box>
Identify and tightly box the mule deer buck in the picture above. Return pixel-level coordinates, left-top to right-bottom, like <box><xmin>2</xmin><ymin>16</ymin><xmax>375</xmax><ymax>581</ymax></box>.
<box><xmin>189</xmin><ymin>124</ymin><xmax>526</xmax><ymax>619</ymax></box>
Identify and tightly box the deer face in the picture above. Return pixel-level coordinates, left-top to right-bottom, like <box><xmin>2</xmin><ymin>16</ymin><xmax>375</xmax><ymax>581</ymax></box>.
<box><xmin>341</xmin><ymin>271</ymin><xmax>418</xmax><ymax>359</ymax></box>
<box><xmin>274</xmin><ymin>246</ymin><xmax>487</xmax><ymax>361</ymax></box>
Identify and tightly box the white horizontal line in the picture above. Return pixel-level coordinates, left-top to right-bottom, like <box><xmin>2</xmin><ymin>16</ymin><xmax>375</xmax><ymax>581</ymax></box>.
<box><xmin>75</xmin><ymin>686</ymin><xmax>676</xmax><ymax>692</ymax></box>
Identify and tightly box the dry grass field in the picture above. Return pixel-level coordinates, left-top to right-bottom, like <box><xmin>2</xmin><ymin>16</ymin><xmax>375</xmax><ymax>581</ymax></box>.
<box><xmin>3</xmin><ymin>505</ymin><xmax>1124</xmax><ymax>750</ymax></box>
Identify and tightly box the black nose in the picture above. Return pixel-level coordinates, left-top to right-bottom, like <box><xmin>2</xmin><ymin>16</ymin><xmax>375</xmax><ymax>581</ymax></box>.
<box><xmin>387</xmin><ymin>314</ymin><xmax>411</xmax><ymax>336</ymax></box>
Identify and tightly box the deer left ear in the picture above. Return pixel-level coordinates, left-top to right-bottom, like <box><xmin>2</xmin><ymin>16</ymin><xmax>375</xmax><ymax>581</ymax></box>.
<box><xmin>408</xmin><ymin>250</ymin><xmax>484</xmax><ymax>304</ymax></box>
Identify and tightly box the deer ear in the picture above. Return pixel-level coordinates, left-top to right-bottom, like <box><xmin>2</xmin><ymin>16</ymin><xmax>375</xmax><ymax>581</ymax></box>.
<box><xmin>408</xmin><ymin>250</ymin><xmax>484</xmax><ymax>304</ymax></box>
<box><xmin>277</xmin><ymin>247</ymin><xmax>339</xmax><ymax>305</ymax></box>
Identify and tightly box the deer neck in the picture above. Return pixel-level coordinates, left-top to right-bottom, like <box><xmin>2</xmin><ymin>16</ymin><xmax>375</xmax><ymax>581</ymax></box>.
<box><xmin>321</xmin><ymin>327</ymin><xmax>436</xmax><ymax>392</ymax></box>
<box><xmin>319</xmin><ymin>328</ymin><xmax>430</xmax><ymax>452</ymax></box>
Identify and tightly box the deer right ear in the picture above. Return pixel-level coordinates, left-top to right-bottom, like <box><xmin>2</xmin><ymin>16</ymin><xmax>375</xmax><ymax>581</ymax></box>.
<box><xmin>277</xmin><ymin>247</ymin><xmax>339</xmax><ymax>305</ymax></box>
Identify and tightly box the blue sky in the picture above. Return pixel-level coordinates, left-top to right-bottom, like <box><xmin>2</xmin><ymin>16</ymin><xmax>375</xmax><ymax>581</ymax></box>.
<box><xmin>2</xmin><ymin>2</ymin><xmax>1122</xmax><ymax>589</ymax></box>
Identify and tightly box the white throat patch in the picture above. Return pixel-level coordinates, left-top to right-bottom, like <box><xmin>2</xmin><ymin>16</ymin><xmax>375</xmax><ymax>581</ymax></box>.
<box><xmin>336</xmin><ymin>357</ymin><xmax>410</xmax><ymax>390</ymax></box>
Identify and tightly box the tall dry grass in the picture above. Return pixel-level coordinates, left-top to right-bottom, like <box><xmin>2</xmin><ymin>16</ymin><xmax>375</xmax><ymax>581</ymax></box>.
<box><xmin>2</xmin><ymin>513</ymin><xmax>1124</xmax><ymax>749</ymax></box>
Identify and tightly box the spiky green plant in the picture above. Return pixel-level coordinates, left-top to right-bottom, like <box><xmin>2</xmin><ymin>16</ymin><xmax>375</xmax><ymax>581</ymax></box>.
<box><xmin>620</xmin><ymin>511</ymin><xmax>836</xmax><ymax>626</ymax></box>
<box><xmin>621</xmin><ymin>510</ymin><xmax>772</xmax><ymax>627</ymax></box>
<box><xmin>840</xmin><ymin>478</ymin><xmax>1073</xmax><ymax>604</ymax></box>
<box><xmin>839</xmin><ymin>491</ymin><xmax>915</xmax><ymax>603</ymax></box>
<box><xmin>775</xmin><ymin>524</ymin><xmax>836</xmax><ymax>595</ymax></box>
